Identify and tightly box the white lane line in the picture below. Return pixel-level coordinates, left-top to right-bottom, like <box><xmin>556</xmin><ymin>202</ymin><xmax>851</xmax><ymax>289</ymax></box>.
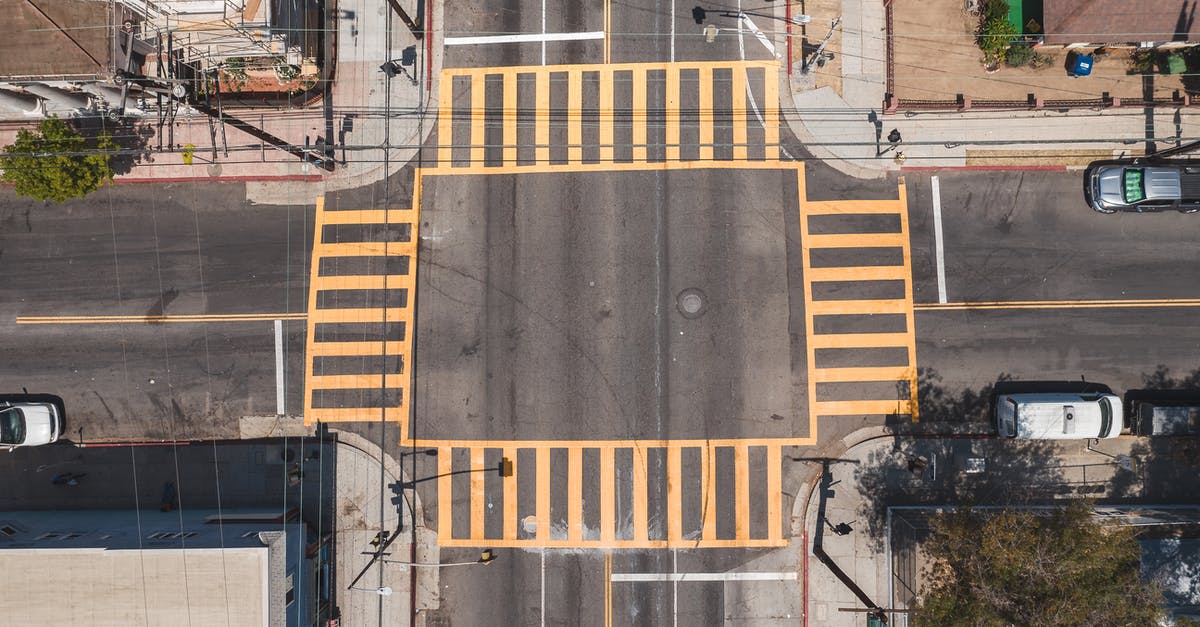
<box><xmin>612</xmin><ymin>572</ymin><xmax>800</xmax><ymax>582</ymax></box>
<box><xmin>670</xmin><ymin>0</ymin><xmax>676</xmax><ymax>62</ymax></box>
<box><xmin>274</xmin><ymin>319</ymin><xmax>284</xmax><ymax>415</ymax></box>
<box><xmin>672</xmin><ymin>549</ymin><xmax>678</xmax><ymax>627</ymax></box>
<box><xmin>932</xmin><ymin>175</ymin><xmax>947</xmax><ymax>304</ymax></box>
<box><xmin>739</xmin><ymin>14</ymin><xmax>779</xmax><ymax>59</ymax></box>
<box><xmin>444</xmin><ymin>31</ymin><xmax>606</xmax><ymax>46</ymax></box>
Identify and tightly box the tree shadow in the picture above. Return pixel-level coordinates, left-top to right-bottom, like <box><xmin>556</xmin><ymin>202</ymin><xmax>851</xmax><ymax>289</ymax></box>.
<box><xmin>853</xmin><ymin>370</ymin><xmax>1067</xmax><ymax>551</ymax></box>
<box><xmin>1126</xmin><ymin>365</ymin><xmax>1200</xmax><ymax>505</ymax></box>
<box><xmin>69</xmin><ymin>117</ymin><xmax>155</xmax><ymax>176</ymax></box>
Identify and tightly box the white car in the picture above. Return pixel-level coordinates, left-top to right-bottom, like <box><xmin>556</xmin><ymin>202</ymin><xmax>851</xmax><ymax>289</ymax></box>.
<box><xmin>0</xmin><ymin>397</ymin><xmax>65</xmax><ymax>450</ymax></box>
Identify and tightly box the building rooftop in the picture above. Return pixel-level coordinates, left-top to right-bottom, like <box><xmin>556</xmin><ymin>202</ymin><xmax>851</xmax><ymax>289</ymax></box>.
<box><xmin>0</xmin><ymin>546</ymin><xmax>268</xmax><ymax>624</ymax></box>
<box><xmin>1043</xmin><ymin>0</ymin><xmax>1200</xmax><ymax>45</ymax></box>
<box><xmin>3</xmin><ymin>0</ymin><xmax>113</xmax><ymax>78</ymax></box>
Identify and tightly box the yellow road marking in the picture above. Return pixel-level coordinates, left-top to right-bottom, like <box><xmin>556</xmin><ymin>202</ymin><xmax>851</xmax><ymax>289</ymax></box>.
<box><xmin>734</xmin><ymin>445</ymin><xmax>749</xmax><ymax>541</ymax></box>
<box><xmin>504</xmin><ymin>446</ymin><xmax>518</xmax><ymax>540</ymax></box>
<box><xmin>307</xmin><ymin>373</ymin><xmax>406</xmax><ymax>390</ymax></box>
<box><xmin>438</xmin><ymin>77</ymin><xmax>453</xmax><ymax>167</ymax></box>
<box><xmin>762</xmin><ymin>65</ymin><xmax>779</xmax><ymax>153</ymax></box>
<box><xmin>536</xmin><ymin>447</ymin><xmax>551</xmax><ymax>542</ymax></box>
<box><xmin>437</xmin><ymin>537</ymin><xmax>784</xmax><ymax>549</ymax></box>
<box><xmin>419</xmin><ymin>159</ymin><xmax>795</xmax><ymax>177</ymax></box>
<box><xmin>568</xmin><ymin>446</ymin><xmax>583</xmax><ymax>543</ymax></box>
<box><xmin>600</xmin><ymin>447</ymin><xmax>615</xmax><ymax>543</ymax></box>
<box><xmin>811</xmin><ymin>365</ymin><xmax>915</xmax><ymax>384</ymax></box>
<box><xmin>304</xmin><ymin>407</ymin><xmax>406</xmax><ymax>423</ymax></box>
<box><xmin>503</xmin><ymin>70</ymin><xmax>518</xmax><ymax>165</ymax></box>
<box><xmin>535</xmin><ymin>71</ymin><xmax>550</xmax><ymax>164</ymax></box>
<box><xmin>319</xmin><ymin>209</ymin><xmax>393</xmax><ymax>224</ymax></box>
<box><xmin>700</xmin><ymin>445</ymin><xmax>716</xmax><ymax>542</ymax></box>
<box><xmin>470</xmin><ymin>73</ymin><xmax>486</xmax><ymax>166</ymax></box>
<box><xmin>803</xmin><ymin>199</ymin><xmax>907</xmax><ymax>215</ymax></box>
<box><xmin>805</xmin><ymin>265</ymin><xmax>906</xmax><ymax>282</ymax></box>
<box><xmin>599</xmin><ymin>68</ymin><xmax>614</xmax><ymax>163</ymax></box>
<box><xmin>916</xmin><ymin>298</ymin><xmax>1200</xmax><ymax>310</ymax></box>
<box><xmin>667</xmin><ymin>445</ymin><xmax>682</xmax><ymax>542</ymax></box>
<box><xmin>814</xmin><ymin>399</ymin><xmax>910</xmax><ymax>416</ymax></box>
<box><xmin>631</xmin><ymin>67</ymin><xmax>647</xmax><ymax>162</ymax></box>
<box><xmin>307</xmin><ymin>340</ymin><xmax>406</xmax><ymax>357</ymax></box>
<box><xmin>470</xmin><ymin>447</ymin><xmax>486</xmax><ymax>540</ymax></box>
<box><xmin>310</xmin><ymin>307</ymin><xmax>413</xmax><ymax>324</ymax></box>
<box><xmin>766</xmin><ymin>445</ymin><xmax>781</xmax><ymax>543</ymax></box>
<box><xmin>314</xmin><ymin>241</ymin><xmax>416</xmax><ymax>258</ymax></box>
<box><xmin>665</xmin><ymin>65</ymin><xmax>680</xmax><ymax>163</ymax></box>
<box><xmin>731</xmin><ymin>64</ymin><xmax>747</xmax><ymax>161</ymax></box>
<box><xmin>313</xmin><ymin>274</ymin><xmax>412</xmax><ymax>291</ymax></box>
<box><xmin>808</xmin><ymin>332</ymin><xmax>911</xmax><ymax>350</ymax></box>
<box><xmin>438</xmin><ymin>447</ymin><xmax>453</xmax><ymax>542</ymax></box>
<box><xmin>808</xmin><ymin>299</ymin><xmax>910</xmax><ymax>316</ymax></box>
<box><xmin>568</xmin><ymin>70</ymin><xmax>583</xmax><ymax>164</ymax></box>
<box><xmin>632</xmin><ymin>446</ymin><xmax>648</xmax><ymax>541</ymax></box>
<box><xmin>16</xmin><ymin>313</ymin><xmax>307</xmax><ymax>324</ymax></box>
<box><xmin>806</xmin><ymin>232</ymin><xmax>905</xmax><ymax>249</ymax></box>
<box><xmin>698</xmin><ymin>68</ymin><xmax>714</xmax><ymax>161</ymax></box>
<box><xmin>896</xmin><ymin>178</ymin><xmax>919</xmax><ymax>421</ymax></box>
<box><xmin>438</xmin><ymin>60</ymin><xmax>779</xmax><ymax>77</ymax></box>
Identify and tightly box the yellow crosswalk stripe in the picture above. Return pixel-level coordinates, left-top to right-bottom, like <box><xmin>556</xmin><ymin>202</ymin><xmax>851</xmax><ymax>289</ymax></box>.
<box><xmin>304</xmin><ymin>190</ymin><xmax>420</xmax><ymax>428</ymax></box>
<box><xmin>731</xmin><ymin>64</ymin><xmax>747</xmax><ymax>161</ymax></box>
<box><xmin>434</xmin><ymin>61</ymin><xmax>782</xmax><ymax>171</ymax></box>
<box><xmin>799</xmin><ymin>172</ymin><xmax>920</xmax><ymax>425</ymax></box>
<box><xmin>432</xmin><ymin>442</ymin><xmax>789</xmax><ymax>549</ymax></box>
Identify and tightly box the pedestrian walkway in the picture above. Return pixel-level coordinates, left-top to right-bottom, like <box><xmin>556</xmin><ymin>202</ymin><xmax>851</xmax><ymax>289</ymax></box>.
<box><xmin>433</xmin><ymin>440</ymin><xmax>786</xmax><ymax>549</ymax></box>
<box><xmin>781</xmin><ymin>0</ymin><xmax>1200</xmax><ymax>178</ymax></box>
<box><xmin>303</xmin><ymin>196</ymin><xmax>420</xmax><ymax>426</ymax></box>
<box><xmin>799</xmin><ymin>175</ymin><xmax>918</xmax><ymax>421</ymax></box>
<box><xmin>435</xmin><ymin>60</ymin><xmax>782</xmax><ymax>173</ymax></box>
<box><xmin>800</xmin><ymin>428</ymin><xmax>1153</xmax><ymax>625</ymax></box>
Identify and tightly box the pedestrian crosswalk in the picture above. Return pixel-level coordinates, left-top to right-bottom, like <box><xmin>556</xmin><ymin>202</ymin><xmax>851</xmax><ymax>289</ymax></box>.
<box><xmin>303</xmin><ymin>196</ymin><xmax>419</xmax><ymax>425</ymax></box>
<box><xmin>434</xmin><ymin>61</ymin><xmax>783</xmax><ymax>173</ymax></box>
<box><xmin>433</xmin><ymin>440</ymin><xmax>786</xmax><ymax>549</ymax></box>
<box><xmin>798</xmin><ymin>174</ymin><xmax>920</xmax><ymax>421</ymax></box>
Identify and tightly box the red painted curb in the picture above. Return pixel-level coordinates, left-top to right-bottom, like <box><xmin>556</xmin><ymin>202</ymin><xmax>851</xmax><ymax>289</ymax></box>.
<box><xmin>113</xmin><ymin>174</ymin><xmax>325</xmax><ymax>185</ymax></box>
<box><xmin>901</xmin><ymin>164</ymin><xmax>1068</xmax><ymax>172</ymax></box>
<box><xmin>76</xmin><ymin>440</ymin><xmax>193</xmax><ymax>448</ymax></box>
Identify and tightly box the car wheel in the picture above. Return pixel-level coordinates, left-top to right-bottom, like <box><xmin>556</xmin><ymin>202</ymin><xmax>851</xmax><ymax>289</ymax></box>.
<box><xmin>1181</xmin><ymin>207</ymin><xmax>1200</xmax><ymax>214</ymax></box>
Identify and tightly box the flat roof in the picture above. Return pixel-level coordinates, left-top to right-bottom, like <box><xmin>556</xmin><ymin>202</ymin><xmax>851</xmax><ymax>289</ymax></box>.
<box><xmin>0</xmin><ymin>547</ymin><xmax>268</xmax><ymax>624</ymax></box>
<box><xmin>3</xmin><ymin>0</ymin><xmax>112</xmax><ymax>77</ymax></box>
<box><xmin>1043</xmin><ymin>0</ymin><xmax>1200</xmax><ymax>45</ymax></box>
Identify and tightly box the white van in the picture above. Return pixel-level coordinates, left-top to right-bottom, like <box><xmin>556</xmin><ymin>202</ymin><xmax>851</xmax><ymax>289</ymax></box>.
<box><xmin>995</xmin><ymin>392</ymin><xmax>1122</xmax><ymax>439</ymax></box>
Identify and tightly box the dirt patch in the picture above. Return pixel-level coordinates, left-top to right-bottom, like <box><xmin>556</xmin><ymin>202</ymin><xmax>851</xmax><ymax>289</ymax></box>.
<box><xmin>890</xmin><ymin>0</ymin><xmax>1190</xmax><ymax>104</ymax></box>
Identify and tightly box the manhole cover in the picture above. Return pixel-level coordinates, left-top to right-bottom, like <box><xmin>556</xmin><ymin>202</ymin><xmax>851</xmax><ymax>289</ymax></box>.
<box><xmin>676</xmin><ymin>288</ymin><xmax>707</xmax><ymax>319</ymax></box>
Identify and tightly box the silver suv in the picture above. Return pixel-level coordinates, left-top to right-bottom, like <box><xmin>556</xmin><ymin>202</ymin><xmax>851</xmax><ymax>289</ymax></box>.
<box><xmin>1085</xmin><ymin>159</ymin><xmax>1200</xmax><ymax>213</ymax></box>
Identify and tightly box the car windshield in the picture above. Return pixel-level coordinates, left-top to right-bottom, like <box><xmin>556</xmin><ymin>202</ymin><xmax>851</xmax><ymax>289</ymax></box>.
<box><xmin>1124</xmin><ymin>168</ymin><xmax>1146</xmax><ymax>203</ymax></box>
<box><xmin>0</xmin><ymin>408</ymin><xmax>25</xmax><ymax>445</ymax></box>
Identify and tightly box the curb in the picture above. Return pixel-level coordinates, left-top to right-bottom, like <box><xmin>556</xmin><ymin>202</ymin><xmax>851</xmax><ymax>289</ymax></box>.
<box><xmin>901</xmin><ymin>165</ymin><xmax>1068</xmax><ymax>172</ymax></box>
<box><xmin>113</xmin><ymin>174</ymin><xmax>326</xmax><ymax>185</ymax></box>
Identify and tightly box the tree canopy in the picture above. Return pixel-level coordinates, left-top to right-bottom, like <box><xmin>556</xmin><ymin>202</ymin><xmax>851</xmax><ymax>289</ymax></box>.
<box><xmin>1</xmin><ymin>116</ymin><xmax>116</xmax><ymax>202</ymax></box>
<box><xmin>913</xmin><ymin>502</ymin><xmax>1163</xmax><ymax>626</ymax></box>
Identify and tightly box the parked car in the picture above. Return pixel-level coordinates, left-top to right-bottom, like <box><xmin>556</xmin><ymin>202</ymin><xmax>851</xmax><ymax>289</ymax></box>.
<box><xmin>1125</xmin><ymin>389</ymin><xmax>1200</xmax><ymax>436</ymax></box>
<box><xmin>0</xmin><ymin>395</ymin><xmax>65</xmax><ymax>451</ymax></box>
<box><xmin>994</xmin><ymin>392</ymin><xmax>1122</xmax><ymax>439</ymax></box>
<box><xmin>1084</xmin><ymin>159</ymin><xmax>1200</xmax><ymax>213</ymax></box>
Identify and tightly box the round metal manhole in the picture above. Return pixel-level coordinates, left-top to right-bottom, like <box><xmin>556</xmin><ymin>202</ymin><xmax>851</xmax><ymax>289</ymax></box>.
<box><xmin>676</xmin><ymin>288</ymin><xmax>707</xmax><ymax>319</ymax></box>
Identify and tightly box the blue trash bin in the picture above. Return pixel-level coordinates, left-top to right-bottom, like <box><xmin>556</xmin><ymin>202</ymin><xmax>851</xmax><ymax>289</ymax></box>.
<box><xmin>1070</xmin><ymin>53</ymin><xmax>1094</xmax><ymax>77</ymax></box>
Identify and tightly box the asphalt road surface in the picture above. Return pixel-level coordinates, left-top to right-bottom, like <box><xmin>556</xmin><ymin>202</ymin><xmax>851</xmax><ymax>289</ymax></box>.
<box><xmin>0</xmin><ymin>183</ymin><xmax>313</xmax><ymax>441</ymax></box>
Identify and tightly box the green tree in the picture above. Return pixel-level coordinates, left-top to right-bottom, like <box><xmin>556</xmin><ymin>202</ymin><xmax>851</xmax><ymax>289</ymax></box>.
<box><xmin>913</xmin><ymin>502</ymin><xmax>1163</xmax><ymax>626</ymax></box>
<box><xmin>978</xmin><ymin>17</ymin><xmax>1018</xmax><ymax>67</ymax></box>
<box><xmin>1</xmin><ymin>116</ymin><xmax>117</xmax><ymax>202</ymax></box>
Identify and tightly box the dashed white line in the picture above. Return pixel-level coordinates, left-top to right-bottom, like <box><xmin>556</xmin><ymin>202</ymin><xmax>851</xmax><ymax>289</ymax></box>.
<box><xmin>932</xmin><ymin>175</ymin><xmax>947</xmax><ymax>304</ymax></box>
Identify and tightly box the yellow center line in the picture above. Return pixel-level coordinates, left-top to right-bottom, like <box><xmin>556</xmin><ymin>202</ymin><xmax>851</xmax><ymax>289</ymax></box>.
<box><xmin>916</xmin><ymin>298</ymin><xmax>1200</xmax><ymax>311</ymax></box>
<box><xmin>17</xmin><ymin>313</ymin><xmax>307</xmax><ymax>324</ymax></box>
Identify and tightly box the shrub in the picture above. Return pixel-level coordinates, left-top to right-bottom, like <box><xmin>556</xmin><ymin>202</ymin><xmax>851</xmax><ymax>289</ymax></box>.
<box><xmin>1005</xmin><ymin>43</ymin><xmax>1035</xmax><ymax>67</ymax></box>
<box><xmin>979</xmin><ymin>17</ymin><xmax>1018</xmax><ymax>66</ymax></box>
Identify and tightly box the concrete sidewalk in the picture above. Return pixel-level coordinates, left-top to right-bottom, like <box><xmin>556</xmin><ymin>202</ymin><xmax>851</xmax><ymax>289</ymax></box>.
<box><xmin>0</xmin><ymin>0</ymin><xmax>441</xmax><ymax>199</ymax></box>
<box><xmin>782</xmin><ymin>0</ymin><xmax>1200</xmax><ymax>178</ymax></box>
<box><xmin>800</xmin><ymin>427</ymin><xmax>1151</xmax><ymax>625</ymax></box>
